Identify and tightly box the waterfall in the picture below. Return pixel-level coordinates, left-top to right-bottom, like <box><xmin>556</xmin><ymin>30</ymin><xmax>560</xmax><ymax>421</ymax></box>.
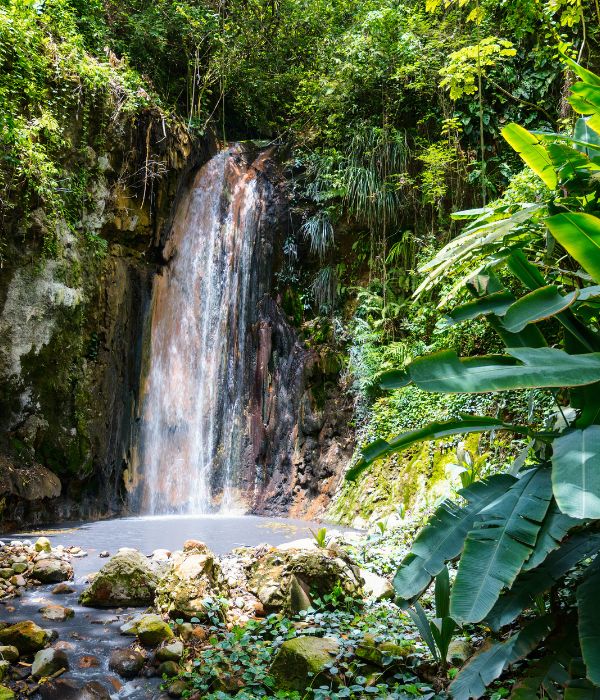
<box><xmin>136</xmin><ymin>148</ymin><xmax>268</xmax><ymax>514</ymax></box>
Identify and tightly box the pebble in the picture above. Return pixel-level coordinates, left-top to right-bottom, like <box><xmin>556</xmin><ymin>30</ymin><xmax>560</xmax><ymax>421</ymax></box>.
<box><xmin>99</xmin><ymin>551</ymin><xmax>110</xmax><ymax>558</ymax></box>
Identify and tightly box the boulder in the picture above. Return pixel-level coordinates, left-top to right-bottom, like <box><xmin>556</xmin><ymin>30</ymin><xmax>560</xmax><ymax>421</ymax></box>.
<box><xmin>155</xmin><ymin>640</ymin><xmax>184</xmax><ymax>662</ymax></box>
<box><xmin>52</xmin><ymin>582</ymin><xmax>75</xmax><ymax>595</ymax></box>
<box><xmin>166</xmin><ymin>680</ymin><xmax>187</xmax><ymax>698</ymax></box>
<box><xmin>136</xmin><ymin>615</ymin><xmax>174</xmax><ymax>647</ymax></box>
<box><xmin>0</xmin><ymin>621</ymin><xmax>50</xmax><ymax>653</ymax></box>
<box><xmin>248</xmin><ymin>549</ymin><xmax>363</xmax><ymax>614</ymax></box>
<box><xmin>270</xmin><ymin>636</ymin><xmax>339</xmax><ymax>691</ymax></box>
<box><xmin>39</xmin><ymin>604</ymin><xmax>74</xmax><ymax>621</ymax></box>
<box><xmin>79</xmin><ymin>550</ymin><xmax>159</xmax><ymax>607</ymax></box>
<box><xmin>0</xmin><ymin>646</ymin><xmax>18</xmax><ymax>662</ymax></box>
<box><xmin>32</xmin><ymin>557</ymin><xmax>73</xmax><ymax>583</ymax></box>
<box><xmin>360</xmin><ymin>569</ymin><xmax>395</xmax><ymax>602</ymax></box>
<box><xmin>154</xmin><ymin>545</ymin><xmax>222</xmax><ymax>619</ymax></box>
<box><xmin>32</xmin><ymin>648</ymin><xmax>69</xmax><ymax>678</ymax></box>
<box><xmin>38</xmin><ymin>678</ymin><xmax>109</xmax><ymax>700</ymax></box>
<box><xmin>109</xmin><ymin>648</ymin><xmax>145</xmax><ymax>679</ymax></box>
<box><xmin>0</xmin><ymin>686</ymin><xmax>14</xmax><ymax>700</ymax></box>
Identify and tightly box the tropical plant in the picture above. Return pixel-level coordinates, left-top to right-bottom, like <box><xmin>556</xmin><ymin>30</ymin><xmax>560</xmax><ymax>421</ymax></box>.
<box><xmin>408</xmin><ymin>566</ymin><xmax>458</xmax><ymax>673</ymax></box>
<box><xmin>311</xmin><ymin>527</ymin><xmax>329</xmax><ymax>549</ymax></box>
<box><xmin>348</xmin><ymin>58</ymin><xmax>600</xmax><ymax>698</ymax></box>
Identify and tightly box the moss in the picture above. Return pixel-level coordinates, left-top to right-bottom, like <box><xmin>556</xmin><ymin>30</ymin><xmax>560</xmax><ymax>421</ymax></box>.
<box><xmin>327</xmin><ymin>433</ymin><xmax>482</xmax><ymax>526</ymax></box>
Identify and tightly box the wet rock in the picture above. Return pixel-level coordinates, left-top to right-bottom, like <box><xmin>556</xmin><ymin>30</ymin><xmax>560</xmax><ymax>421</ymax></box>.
<box><xmin>157</xmin><ymin>660</ymin><xmax>180</xmax><ymax>677</ymax></box>
<box><xmin>78</xmin><ymin>655</ymin><xmax>100</xmax><ymax>668</ymax></box>
<box><xmin>360</xmin><ymin>569</ymin><xmax>394</xmax><ymax>602</ymax></box>
<box><xmin>79</xmin><ymin>550</ymin><xmax>159</xmax><ymax>607</ymax></box>
<box><xmin>0</xmin><ymin>662</ymin><xmax>9</xmax><ymax>681</ymax></box>
<box><xmin>109</xmin><ymin>648</ymin><xmax>145</xmax><ymax>679</ymax></box>
<box><xmin>79</xmin><ymin>682</ymin><xmax>112</xmax><ymax>700</ymax></box>
<box><xmin>35</xmin><ymin>537</ymin><xmax>52</xmax><ymax>553</ymax></box>
<box><xmin>154</xmin><ymin>546</ymin><xmax>222</xmax><ymax>619</ymax></box>
<box><xmin>270</xmin><ymin>636</ymin><xmax>339</xmax><ymax>691</ymax></box>
<box><xmin>99</xmin><ymin>551</ymin><xmax>110</xmax><ymax>558</ymax></box>
<box><xmin>39</xmin><ymin>604</ymin><xmax>74</xmax><ymax>621</ymax></box>
<box><xmin>0</xmin><ymin>621</ymin><xmax>50</xmax><ymax>653</ymax></box>
<box><xmin>0</xmin><ymin>646</ymin><xmax>18</xmax><ymax>662</ymax></box>
<box><xmin>0</xmin><ymin>686</ymin><xmax>14</xmax><ymax>700</ymax></box>
<box><xmin>11</xmin><ymin>562</ymin><xmax>27</xmax><ymax>574</ymax></box>
<box><xmin>39</xmin><ymin>678</ymin><xmax>84</xmax><ymax>699</ymax></box>
<box><xmin>155</xmin><ymin>640</ymin><xmax>184</xmax><ymax>662</ymax></box>
<box><xmin>32</xmin><ymin>647</ymin><xmax>70</xmax><ymax>678</ymax></box>
<box><xmin>52</xmin><ymin>582</ymin><xmax>75</xmax><ymax>595</ymax></box>
<box><xmin>0</xmin><ymin>570</ymin><xmax>12</xmax><ymax>580</ymax></box>
<box><xmin>136</xmin><ymin>614</ymin><xmax>174</xmax><ymax>646</ymax></box>
<box><xmin>32</xmin><ymin>557</ymin><xmax>73</xmax><ymax>583</ymax></box>
<box><xmin>248</xmin><ymin>548</ymin><xmax>363</xmax><ymax>614</ymax></box>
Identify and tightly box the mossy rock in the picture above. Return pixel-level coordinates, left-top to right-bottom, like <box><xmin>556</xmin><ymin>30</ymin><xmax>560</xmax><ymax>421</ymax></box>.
<box><xmin>136</xmin><ymin>614</ymin><xmax>174</xmax><ymax>646</ymax></box>
<box><xmin>0</xmin><ymin>685</ymin><xmax>14</xmax><ymax>700</ymax></box>
<box><xmin>355</xmin><ymin>634</ymin><xmax>414</xmax><ymax>668</ymax></box>
<box><xmin>0</xmin><ymin>621</ymin><xmax>50</xmax><ymax>654</ymax></box>
<box><xmin>79</xmin><ymin>551</ymin><xmax>159</xmax><ymax>607</ymax></box>
<box><xmin>270</xmin><ymin>636</ymin><xmax>339</xmax><ymax>691</ymax></box>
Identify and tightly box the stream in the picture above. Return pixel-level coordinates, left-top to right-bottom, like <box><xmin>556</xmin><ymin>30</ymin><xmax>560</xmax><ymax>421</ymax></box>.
<box><xmin>1</xmin><ymin>515</ymin><xmax>342</xmax><ymax>699</ymax></box>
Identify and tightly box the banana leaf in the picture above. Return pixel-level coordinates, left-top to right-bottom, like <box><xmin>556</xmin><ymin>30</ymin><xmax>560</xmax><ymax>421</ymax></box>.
<box><xmin>546</xmin><ymin>213</ymin><xmax>600</xmax><ymax>284</ymax></box>
<box><xmin>577</xmin><ymin>556</ymin><xmax>600</xmax><ymax>685</ymax></box>
<box><xmin>450</xmin><ymin>468</ymin><xmax>552</xmax><ymax>623</ymax></box>
<box><xmin>552</xmin><ymin>427</ymin><xmax>600</xmax><ymax>519</ymax></box>
<box><xmin>502</xmin><ymin>124</ymin><xmax>558</xmax><ymax>189</ymax></box>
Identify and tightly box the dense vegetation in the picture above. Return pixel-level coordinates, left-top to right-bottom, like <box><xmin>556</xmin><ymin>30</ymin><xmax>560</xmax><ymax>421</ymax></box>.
<box><xmin>3</xmin><ymin>0</ymin><xmax>600</xmax><ymax>697</ymax></box>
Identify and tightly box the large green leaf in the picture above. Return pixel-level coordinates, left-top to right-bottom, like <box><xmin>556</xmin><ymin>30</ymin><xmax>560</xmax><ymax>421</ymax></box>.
<box><xmin>347</xmin><ymin>418</ymin><xmax>531</xmax><ymax>480</ymax></box>
<box><xmin>502</xmin><ymin>124</ymin><xmax>558</xmax><ymax>189</ymax></box>
<box><xmin>393</xmin><ymin>475</ymin><xmax>516</xmax><ymax>602</ymax></box>
<box><xmin>546</xmin><ymin>213</ymin><xmax>600</xmax><ymax>284</ymax></box>
<box><xmin>574</xmin><ymin>118</ymin><xmax>600</xmax><ymax>157</ymax></box>
<box><xmin>449</xmin><ymin>616</ymin><xmax>554</xmax><ymax>700</ymax></box>
<box><xmin>450</xmin><ymin>469</ymin><xmax>552</xmax><ymax>624</ymax></box>
<box><xmin>502</xmin><ymin>286</ymin><xmax>578</xmax><ymax>333</ymax></box>
<box><xmin>569</xmin><ymin>83</ymin><xmax>600</xmax><ymax>133</ymax></box>
<box><xmin>398</xmin><ymin>347</ymin><xmax>600</xmax><ymax>394</ymax></box>
<box><xmin>546</xmin><ymin>143</ymin><xmax>594</xmax><ymax>186</ymax></box>
<box><xmin>485</xmin><ymin>531</ymin><xmax>600</xmax><ymax>631</ymax></box>
<box><xmin>562</xmin><ymin>56</ymin><xmax>600</xmax><ymax>88</ymax></box>
<box><xmin>442</xmin><ymin>291</ymin><xmax>515</xmax><ymax>326</ymax></box>
<box><xmin>578</xmin><ymin>557</ymin><xmax>600</xmax><ymax>685</ymax></box>
<box><xmin>552</xmin><ymin>427</ymin><xmax>600</xmax><ymax>519</ymax></box>
<box><xmin>522</xmin><ymin>501</ymin><xmax>579</xmax><ymax>571</ymax></box>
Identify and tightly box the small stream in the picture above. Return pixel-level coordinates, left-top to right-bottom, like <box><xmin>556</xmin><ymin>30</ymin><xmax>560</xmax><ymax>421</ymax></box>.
<box><xmin>1</xmin><ymin>515</ymin><xmax>342</xmax><ymax>699</ymax></box>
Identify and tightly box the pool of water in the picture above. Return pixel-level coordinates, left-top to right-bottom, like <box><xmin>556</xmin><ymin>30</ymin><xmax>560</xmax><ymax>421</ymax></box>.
<box><xmin>1</xmin><ymin>515</ymin><xmax>349</xmax><ymax>699</ymax></box>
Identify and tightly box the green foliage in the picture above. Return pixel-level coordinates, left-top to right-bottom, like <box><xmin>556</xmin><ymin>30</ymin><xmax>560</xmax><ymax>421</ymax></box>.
<box><xmin>350</xmin><ymin>60</ymin><xmax>600</xmax><ymax>697</ymax></box>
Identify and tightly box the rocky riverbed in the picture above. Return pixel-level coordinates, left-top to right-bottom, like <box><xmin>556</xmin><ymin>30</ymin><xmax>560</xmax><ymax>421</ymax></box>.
<box><xmin>0</xmin><ymin>520</ymin><xmax>450</xmax><ymax>700</ymax></box>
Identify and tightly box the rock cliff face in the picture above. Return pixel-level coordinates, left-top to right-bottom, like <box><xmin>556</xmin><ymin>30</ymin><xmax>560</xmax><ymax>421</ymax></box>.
<box><xmin>0</xmin><ymin>124</ymin><xmax>353</xmax><ymax>529</ymax></box>
<box><xmin>0</xmin><ymin>110</ymin><xmax>211</xmax><ymax>528</ymax></box>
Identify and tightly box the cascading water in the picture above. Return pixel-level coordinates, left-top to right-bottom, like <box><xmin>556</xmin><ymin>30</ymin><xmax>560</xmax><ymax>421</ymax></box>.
<box><xmin>136</xmin><ymin>148</ymin><xmax>269</xmax><ymax>514</ymax></box>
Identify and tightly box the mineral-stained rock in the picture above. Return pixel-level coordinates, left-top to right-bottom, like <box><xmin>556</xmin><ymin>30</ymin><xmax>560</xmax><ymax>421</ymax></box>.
<box><xmin>79</xmin><ymin>551</ymin><xmax>159</xmax><ymax>607</ymax></box>
<box><xmin>109</xmin><ymin>648</ymin><xmax>145</xmax><ymax>679</ymax></box>
<box><xmin>248</xmin><ymin>548</ymin><xmax>363</xmax><ymax>614</ymax></box>
<box><xmin>154</xmin><ymin>545</ymin><xmax>222</xmax><ymax>619</ymax></box>
<box><xmin>0</xmin><ymin>621</ymin><xmax>50</xmax><ymax>654</ymax></box>
<box><xmin>32</xmin><ymin>557</ymin><xmax>73</xmax><ymax>583</ymax></box>
<box><xmin>31</xmin><ymin>648</ymin><xmax>69</xmax><ymax>678</ymax></box>
<box><xmin>39</xmin><ymin>678</ymin><xmax>110</xmax><ymax>700</ymax></box>
<box><xmin>270</xmin><ymin>636</ymin><xmax>339</xmax><ymax>691</ymax></box>
<box><xmin>52</xmin><ymin>582</ymin><xmax>75</xmax><ymax>595</ymax></box>
<box><xmin>39</xmin><ymin>604</ymin><xmax>74</xmax><ymax>621</ymax></box>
